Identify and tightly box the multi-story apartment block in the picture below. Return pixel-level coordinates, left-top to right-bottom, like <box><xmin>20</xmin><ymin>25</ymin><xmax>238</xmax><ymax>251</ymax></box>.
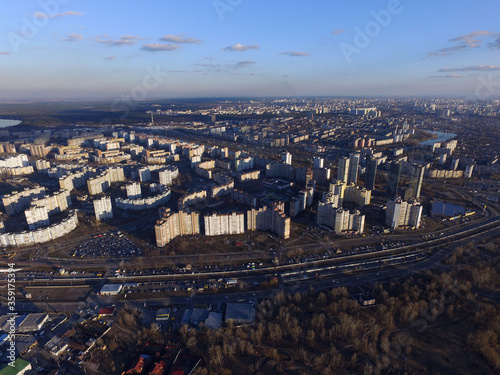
<box><xmin>158</xmin><ymin>166</ymin><xmax>180</xmax><ymax>186</ymax></box>
<box><xmin>327</xmin><ymin>180</ymin><xmax>371</xmax><ymax>207</ymax></box>
<box><xmin>204</xmin><ymin>212</ymin><xmax>245</xmax><ymax>236</ymax></box>
<box><xmin>317</xmin><ymin>204</ymin><xmax>365</xmax><ymax>234</ymax></box>
<box><xmin>385</xmin><ymin>198</ymin><xmax>423</xmax><ymax>229</ymax></box>
<box><xmin>25</xmin><ymin>206</ymin><xmax>50</xmax><ymax>230</ymax></box>
<box><xmin>126</xmin><ymin>182</ymin><xmax>142</xmax><ymax>199</ymax></box>
<box><xmin>155</xmin><ymin>209</ymin><xmax>201</xmax><ymax>247</ymax></box>
<box><xmin>93</xmin><ymin>196</ymin><xmax>113</xmax><ymax>221</ymax></box>
<box><xmin>31</xmin><ymin>189</ymin><xmax>71</xmax><ymax>216</ymax></box>
<box><xmin>246</xmin><ymin>205</ymin><xmax>290</xmax><ymax>239</ymax></box>
<box><xmin>2</xmin><ymin>187</ymin><xmax>46</xmax><ymax>215</ymax></box>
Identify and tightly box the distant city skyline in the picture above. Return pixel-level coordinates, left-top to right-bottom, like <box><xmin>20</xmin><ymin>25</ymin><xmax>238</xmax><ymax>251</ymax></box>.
<box><xmin>1</xmin><ymin>0</ymin><xmax>499</xmax><ymax>100</ymax></box>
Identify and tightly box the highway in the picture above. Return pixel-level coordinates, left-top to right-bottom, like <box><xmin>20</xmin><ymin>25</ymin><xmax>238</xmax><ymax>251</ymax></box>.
<box><xmin>6</xmin><ymin>213</ymin><xmax>499</xmax><ymax>289</ymax></box>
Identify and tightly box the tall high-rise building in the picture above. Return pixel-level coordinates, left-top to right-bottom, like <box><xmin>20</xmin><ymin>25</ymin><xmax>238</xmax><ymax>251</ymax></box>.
<box><xmin>138</xmin><ymin>167</ymin><xmax>151</xmax><ymax>182</ymax></box>
<box><xmin>387</xmin><ymin>162</ymin><xmax>401</xmax><ymax>197</ymax></box>
<box><xmin>155</xmin><ymin>208</ymin><xmax>201</xmax><ymax>247</ymax></box>
<box><xmin>385</xmin><ymin>198</ymin><xmax>422</xmax><ymax>229</ymax></box>
<box><xmin>282</xmin><ymin>151</ymin><xmax>292</xmax><ymax>165</ymax></box>
<box><xmin>348</xmin><ymin>153</ymin><xmax>360</xmax><ymax>184</ymax></box>
<box><xmin>464</xmin><ymin>164</ymin><xmax>474</xmax><ymax>179</ymax></box>
<box><xmin>25</xmin><ymin>206</ymin><xmax>50</xmax><ymax>230</ymax></box>
<box><xmin>126</xmin><ymin>182</ymin><xmax>142</xmax><ymax>199</ymax></box>
<box><xmin>365</xmin><ymin>157</ymin><xmax>377</xmax><ymax>191</ymax></box>
<box><xmin>93</xmin><ymin>196</ymin><xmax>113</xmax><ymax>221</ymax></box>
<box><xmin>337</xmin><ymin>157</ymin><xmax>349</xmax><ymax>183</ymax></box>
<box><xmin>204</xmin><ymin>212</ymin><xmax>245</xmax><ymax>236</ymax></box>
<box><xmin>405</xmin><ymin>165</ymin><xmax>425</xmax><ymax>200</ymax></box>
<box><xmin>327</xmin><ymin>180</ymin><xmax>371</xmax><ymax>207</ymax></box>
<box><xmin>313</xmin><ymin>156</ymin><xmax>324</xmax><ymax>169</ymax></box>
<box><xmin>246</xmin><ymin>205</ymin><xmax>290</xmax><ymax>239</ymax></box>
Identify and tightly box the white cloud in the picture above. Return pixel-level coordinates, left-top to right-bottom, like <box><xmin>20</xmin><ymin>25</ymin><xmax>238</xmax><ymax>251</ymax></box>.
<box><xmin>224</xmin><ymin>43</ymin><xmax>259</xmax><ymax>52</ymax></box>
<box><xmin>233</xmin><ymin>60</ymin><xmax>256</xmax><ymax>68</ymax></box>
<box><xmin>449</xmin><ymin>30</ymin><xmax>495</xmax><ymax>48</ymax></box>
<box><xmin>62</xmin><ymin>33</ymin><xmax>83</xmax><ymax>42</ymax></box>
<box><xmin>33</xmin><ymin>11</ymin><xmax>83</xmax><ymax>19</ymax></box>
<box><xmin>280</xmin><ymin>51</ymin><xmax>309</xmax><ymax>56</ymax></box>
<box><xmin>489</xmin><ymin>36</ymin><xmax>500</xmax><ymax>49</ymax></box>
<box><xmin>95</xmin><ymin>35</ymin><xmax>144</xmax><ymax>47</ymax></box>
<box><xmin>331</xmin><ymin>29</ymin><xmax>345</xmax><ymax>35</ymax></box>
<box><xmin>439</xmin><ymin>65</ymin><xmax>500</xmax><ymax>72</ymax></box>
<box><xmin>141</xmin><ymin>43</ymin><xmax>181</xmax><ymax>52</ymax></box>
<box><xmin>429</xmin><ymin>73</ymin><xmax>462</xmax><ymax>78</ymax></box>
<box><xmin>426</xmin><ymin>30</ymin><xmax>500</xmax><ymax>57</ymax></box>
<box><xmin>160</xmin><ymin>34</ymin><xmax>201</xmax><ymax>44</ymax></box>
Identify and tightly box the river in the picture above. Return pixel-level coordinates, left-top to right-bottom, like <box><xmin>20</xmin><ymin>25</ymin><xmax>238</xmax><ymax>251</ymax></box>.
<box><xmin>0</xmin><ymin>119</ymin><xmax>22</xmax><ymax>128</ymax></box>
<box><xmin>420</xmin><ymin>130</ymin><xmax>457</xmax><ymax>146</ymax></box>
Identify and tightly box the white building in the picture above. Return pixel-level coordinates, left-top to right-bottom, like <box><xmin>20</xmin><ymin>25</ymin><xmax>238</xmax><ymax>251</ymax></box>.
<box><xmin>317</xmin><ymin>203</ymin><xmax>365</xmax><ymax>234</ymax></box>
<box><xmin>337</xmin><ymin>157</ymin><xmax>349</xmax><ymax>183</ymax></box>
<box><xmin>25</xmin><ymin>206</ymin><xmax>50</xmax><ymax>230</ymax></box>
<box><xmin>282</xmin><ymin>151</ymin><xmax>292</xmax><ymax>165</ymax></box>
<box><xmin>386</xmin><ymin>198</ymin><xmax>422</xmax><ymax>229</ymax></box>
<box><xmin>0</xmin><ymin>154</ymin><xmax>29</xmax><ymax>168</ymax></box>
<box><xmin>334</xmin><ymin>208</ymin><xmax>365</xmax><ymax>234</ymax></box>
<box><xmin>0</xmin><ymin>210</ymin><xmax>79</xmax><ymax>247</ymax></box>
<box><xmin>464</xmin><ymin>164</ymin><xmax>474</xmax><ymax>178</ymax></box>
<box><xmin>93</xmin><ymin>196</ymin><xmax>113</xmax><ymax>221</ymax></box>
<box><xmin>126</xmin><ymin>182</ymin><xmax>142</xmax><ymax>199</ymax></box>
<box><xmin>159</xmin><ymin>166</ymin><xmax>179</xmax><ymax>186</ymax></box>
<box><xmin>139</xmin><ymin>167</ymin><xmax>151</xmax><ymax>182</ymax></box>
<box><xmin>235</xmin><ymin>157</ymin><xmax>254</xmax><ymax>172</ymax></box>
<box><xmin>99</xmin><ymin>284</ymin><xmax>123</xmax><ymax>295</ymax></box>
<box><xmin>348</xmin><ymin>153</ymin><xmax>360</xmax><ymax>184</ymax></box>
<box><xmin>313</xmin><ymin>156</ymin><xmax>324</xmax><ymax>169</ymax></box>
<box><xmin>116</xmin><ymin>189</ymin><xmax>171</xmax><ymax>211</ymax></box>
<box><xmin>204</xmin><ymin>212</ymin><xmax>245</xmax><ymax>236</ymax></box>
<box><xmin>327</xmin><ymin>180</ymin><xmax>371</xmax><ymax>207</ymax></box>
<box><xmin>155</xmin><ymin>209</ymin><xmax>201</xmax><ymax>247</ymax></box>
<box><xmin>31</xmin><ymin>189</ymin><xmax>72</xmax><ymax>216</ymax></box>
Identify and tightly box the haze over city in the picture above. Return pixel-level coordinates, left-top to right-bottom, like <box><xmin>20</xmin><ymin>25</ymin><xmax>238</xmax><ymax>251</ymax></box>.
<box><xmin>0</xmin><ymin>2</ymin><xmax>500</xmax><ymax>375</ymax></box>
<box><xmin>1</xmin><ymin>0</ymin><xmax>500</xmax><ymax>100</ymax></box>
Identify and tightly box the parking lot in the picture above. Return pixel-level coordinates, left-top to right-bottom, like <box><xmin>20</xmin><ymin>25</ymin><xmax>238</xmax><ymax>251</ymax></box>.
<box><xmin>71</xmin><ymin>232</ymin><xmax>142</xmax><ymax>258</ymax></box>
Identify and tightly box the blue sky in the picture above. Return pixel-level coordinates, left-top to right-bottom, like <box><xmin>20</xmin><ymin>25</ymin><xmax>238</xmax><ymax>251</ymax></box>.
<box><xmin>0</xmin><ymin>0</ymin><xmax>499</xmax><ymax>100</ymax></box>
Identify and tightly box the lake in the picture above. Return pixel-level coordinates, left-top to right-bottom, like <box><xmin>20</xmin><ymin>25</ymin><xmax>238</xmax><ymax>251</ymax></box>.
<box><xmin>420</xmin><ymin>131</ymin><xmax>457</xmax><ymax>146</ymax></box>
<box><xmin>0</xmin><ymin>119</ymin><xmax>22</xmax><ymax>128</ymax></box>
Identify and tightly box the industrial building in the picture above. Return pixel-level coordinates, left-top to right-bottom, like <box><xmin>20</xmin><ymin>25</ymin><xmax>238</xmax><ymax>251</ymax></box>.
<box><xmin>99</xmin><ymin>284</ymin><xmax>123</xmax><ymax>296</ymax></box>
<box><xmin>224</xmin><ymin>303</ymin><xmax>256</xmax><ymax>325</ymax></box>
